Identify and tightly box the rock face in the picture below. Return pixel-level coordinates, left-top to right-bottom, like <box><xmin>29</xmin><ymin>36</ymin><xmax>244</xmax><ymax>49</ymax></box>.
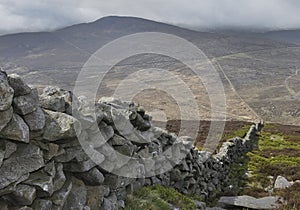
<box><xmin>7</xmin><ymin>74</ymin><xmax>31</xmax><ymax>97</ymax></box>
<box><xmin>0</xmin><ymin>72</ymin><xmax>265</xmax><ymax>209</ymax></box>
<box><xmin>43</xmin><ymin>110</ymin><xmax>80</xmax><ymax>141</ymax></box>
<box><xmin>13</xmin><ymin>88</ymin><xmax>39</xmax><ymax>115</ymax></box>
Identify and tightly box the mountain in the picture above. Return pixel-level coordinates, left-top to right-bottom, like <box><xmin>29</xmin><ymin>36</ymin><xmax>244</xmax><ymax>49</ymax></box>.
<box><xmin>0</xmin><ymin>16</ymin><xmax>299</xmax><ymax>125</ymax></box>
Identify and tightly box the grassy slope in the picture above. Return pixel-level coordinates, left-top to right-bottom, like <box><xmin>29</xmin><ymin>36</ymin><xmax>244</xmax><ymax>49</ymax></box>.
<box><xmin>229</xmin><ymin>123</ymin><xmax>300</xmax><ymax>209</ymax></box>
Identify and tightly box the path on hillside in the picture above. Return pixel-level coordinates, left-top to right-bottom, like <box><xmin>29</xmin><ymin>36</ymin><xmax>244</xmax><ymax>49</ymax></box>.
<box><xmin>211</xmin><ymin>57</ymin><xmax>262</xmax><ymax>121</ymax></box>
<box><xmin>285</xmin><ymin>68</ymin><xmax>299</xmax><ymax>96</ymax></box>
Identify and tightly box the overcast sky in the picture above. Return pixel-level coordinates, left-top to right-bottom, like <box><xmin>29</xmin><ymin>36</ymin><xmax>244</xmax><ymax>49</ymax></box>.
<box><xmin>1</xmin><ymin>0</ymin><xmax>300</xmax><ymax>35</ymax></box>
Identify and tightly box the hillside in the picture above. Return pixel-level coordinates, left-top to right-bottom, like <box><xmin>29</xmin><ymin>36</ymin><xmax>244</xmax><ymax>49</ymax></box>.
<box><xmin>0</xmin><ymin>16</ymin><xmax>299</xmax><ymax>125</ymax></box>
<box><xmin>263</xmin><ymin>29</ymin><xmax>300</xmax><ymax>45</ymax></box>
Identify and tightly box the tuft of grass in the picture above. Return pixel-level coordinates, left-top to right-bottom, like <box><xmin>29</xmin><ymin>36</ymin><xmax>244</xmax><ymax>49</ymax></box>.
<box><xmin>125</xmin><ymin>185</ymin><xmax>197</xmax><ymax>210</ymax></box>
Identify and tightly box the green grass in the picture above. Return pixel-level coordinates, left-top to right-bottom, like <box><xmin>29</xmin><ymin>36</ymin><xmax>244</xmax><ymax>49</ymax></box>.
<box><xmin>125</xmin><ymin>185</ymin><xmax>197</xmax><ymax>210</ymax></box>
<box><xmin>222</xmin><ymin>125</ymin><xmax>251</xmax><ymax>141</ymax></box>
<box><xmin>227</xmin><ymin>123</ymin><xmax>300</xmax><ymax>209</ymax></box>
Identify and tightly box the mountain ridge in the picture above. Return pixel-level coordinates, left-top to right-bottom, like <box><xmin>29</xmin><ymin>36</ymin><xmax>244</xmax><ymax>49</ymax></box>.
<box><xmin>0</xmin><ymin>16</ymin><xmax>299</xmax><ymax>125</ymax></box>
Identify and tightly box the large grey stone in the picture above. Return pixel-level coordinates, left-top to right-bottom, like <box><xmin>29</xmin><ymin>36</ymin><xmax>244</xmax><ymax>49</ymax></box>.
<box><xmin>0</xmin><ymin>173</ymin><xmax>30</xmax><ymax>197</ymax></box>
<box><xmin>0</xmin><ymin>114</ymin><xmax>29</xmax><ymax>143</ymax></box>
<box><xmin>24</xmin><ymin>168</ymin><xmax>54</xmax><ymax>197</ymax></box>
<box><xmin>0</xmin><ymin>71</ymin><xmax>14</xmax><ymax>111</ymax></box>
<box><xmin>32</xmin><ymin>199</ymin><xmax>52</xmax><ymax>210</ymax></box>
<box><xmin>44</xmin><ymin>143</ymin><xmax>60</xmax><ymax>161</ymax></box>
<box><xmin>50</xmin><ymin>180</ymin><xmax>72</xmax><ymax>208</ymax></box>
<box><xmin>109</xmin><ymin>107</ymin><xmax>151</xmax><ymax>144</ymax></box>
<box><xmin>99</xmin><ymin>122</ymin><xmax>114</xmax><ymax>142</ymax></box>
<box><xmin>86</xmin><ymin>185</ymin><xmax>109</xmax><ymax>210</ymax></box>
<box><xmin>13</xmin><ymin>88</ymin><xmax>39</xmax><ymax>115</ymax></box>
<box><xmin>218</xmin><ymin>195</ymin><xmax>281</xmax><ymax>209</ymax></box>
<box><xmin>104</xmin><ymin>174</ymin><xmax>133</xmax><ymax>190</ymax></box>
<box><xmin>39</xmin><ymin>86</ymin><xmax>71</xmax><ymax>112</ymax></box>
<box><xmin>101</xmin><ymin>193</ymin><xmax>118</xmax><ymax>210</ymax></box>
<box><xmin>0</xmin><ymin>144</ymin><xmax>44</xmax><ymax>189</ymax></box>
<box><xmin>23</xmin><ymin>107</ymin><xmax>45</xmax><ymax>131</ymax></box>
<box><xmin>0</xmin><ymin>107</ymin><xmax>13</xmax><ymax>132</ymax></box>
<box><xmin>274</xmin><ymin>176</ymin><xmax>292</xmax><ymax>189</ymax></box>
<box><xmin>0</xmin><ymin>140</ymin><xmax>17</xmax><ymax>166</ymax></box>
<box><xmin>7</xmin><ymin>74</ymin><xmax>31</xmax><ymax>97</ymax></box>
<box><xmin>63</xmin><ymin>177</ymin><xmax>87</xmax><ymax>210</ymax></box>
<box><xmin>53</xmin><ymin>163</ymin><xmax>66</xmax><ymax>192</ymax></box>
<box><xmin>54</xmin><ymin>146</ymin><xmax>82</xmax><ymax>163</ymax></box>
<box><xmin>72</xmin><ymin>95</ymin><xmax>98</xmax><ymax>129</ymax></box>
<box><xmin>108</xmin><ymin>134</ymin><xmax>128</xmax><ymax>146</ymax></box>
<box><xmin>43</xmin><ymin>110</ymin><xmax>81</xmax><ymax>141</ymax></box>
<box><xmin>3</xmin><ymin>184</ymin><xmax>36</xmax><ymax>206</ymax></box>
<box><xmin>75</xmin><ymin>167</ymin><xmax>104</xmax><ymax>186</ymax></box>
<box><xmin>64</xmin><ymin>158</ymin><xmax>97</xmax><ymax>173</ymax></box>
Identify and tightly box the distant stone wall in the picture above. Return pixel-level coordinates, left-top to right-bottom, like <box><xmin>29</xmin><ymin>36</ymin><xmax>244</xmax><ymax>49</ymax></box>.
<box><xmin>0</xmin><ymin>71</ymin><xmax>263</xmax><ymax>210</ymax></box>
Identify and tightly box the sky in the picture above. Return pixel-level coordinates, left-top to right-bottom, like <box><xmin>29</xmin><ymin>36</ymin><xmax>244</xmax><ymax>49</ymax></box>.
<box><xmin>1</xmin><ymin>0</ymin><xmax>300</xmax><ymax>35</ymax></box>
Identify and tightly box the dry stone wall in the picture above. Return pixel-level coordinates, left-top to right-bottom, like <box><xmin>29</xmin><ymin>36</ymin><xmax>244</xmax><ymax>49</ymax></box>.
<box><xmin>0</xmin><ymin>71</ymin><xmax>263</xmax><ymax>210</ymax></box>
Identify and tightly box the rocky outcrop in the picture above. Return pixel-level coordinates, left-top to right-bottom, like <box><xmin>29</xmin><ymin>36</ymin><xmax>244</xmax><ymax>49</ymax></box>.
<box><xmin>0</xmin><ymin>71</ymin><xmax>264</xmax><ymax>209</ymax></box>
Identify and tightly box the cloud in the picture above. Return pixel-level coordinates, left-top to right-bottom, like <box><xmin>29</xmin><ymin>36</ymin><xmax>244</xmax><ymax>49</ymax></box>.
<box><xmin>1</xmin><ymin>0</ymin><xmax>300</xmax><ymax>35</ymax></box>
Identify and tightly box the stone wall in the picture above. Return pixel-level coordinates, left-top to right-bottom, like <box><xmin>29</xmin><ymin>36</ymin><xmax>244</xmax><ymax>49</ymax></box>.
<box><xmin>0</xmin><ymin>71</ymin><xmax>263</xmax><ymax>210</ymax></box>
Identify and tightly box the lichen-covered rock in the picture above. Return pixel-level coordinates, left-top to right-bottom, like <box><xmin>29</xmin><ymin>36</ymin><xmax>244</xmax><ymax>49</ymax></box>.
<box><xmin>0</xmin><ymin>144</ymin><xmax>44</xmax><ymax>189</ymax></box>
<box><xmin>39</xmin><ymin>86</ymin><xmax>72</xmax><ymax>113</ymax></box>
<box><xmin>43</xmin><ymin>110</ymin><xmax>81</xmax><ymax>141</ymax></box>
<box><xmin>23</xmin><ymin>107</ymin><xmax>45</xmax><ymax>131</ymax></box>
<box><xmin>0</xmin><ymin>107</ymin><xmax>13</xmax><ymax>132</ymax></box>
<box><xmin>7</xmin><ymin>74</ymin><xmax>31</xmax><ymax>97</ymax></box>
<box><xmin>0</xmin><ymin>114</ymin><xmax>29</xmax><ymax>143</ymax></box>
<box><xmin>13</xmin><ymin>88</ymin><xmax>39</xmax><ymax>115</ymax></box>
<box><xmin>0</xmin><ymin>71</ymin><xmax>14</xmax><ymax>111</ymax></box>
